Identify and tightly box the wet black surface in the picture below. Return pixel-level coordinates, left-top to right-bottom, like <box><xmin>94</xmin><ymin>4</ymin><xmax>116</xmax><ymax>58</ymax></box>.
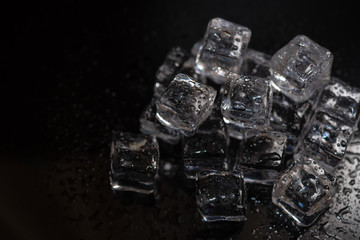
<box><xmin>1</xmin><ymin>1</ymin><xmax>360</xmax><ymax>239</ymax></box>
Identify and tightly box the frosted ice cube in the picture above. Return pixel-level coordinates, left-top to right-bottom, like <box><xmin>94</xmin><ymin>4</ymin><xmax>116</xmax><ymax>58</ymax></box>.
<box><xmin>196</xmin><ymin>170</ymin><xmax>246</xmax><ymax>222</ymax></box>
<box><xmin>234</xmin><ymin>131</ymin><xmax>287</xmax><ymax>185</ymax></box>
<box><xmin>270</xmin><ymin>35</ymin><xmax>333</xmax><ymax>102</ymax></box>
<box><xmin>196</xmin><ymin>18</ymin><xmax>251</xmax><ymax>84</ymax></box>
<box><xmin>183</xmin><ymin>117</ymin><xmax>229</xmax><ymax>179</ymax></box>
<box><xmin>318</xmin><ymin>77</ymin><xmax>360</xmax><ymax>126</ymax></box>
<box><xmin>272</xmin><ymin>159</ymin><xmax>336</xmax><ymax>226</ymax></box>
<box><xmin>156</xmin><ymin>73</ymin><xmax>216</xmax><ymax>136</ymax></box>
<box><xmin>221</xmin><ymin>73</ymin><xmax>272</xmax><ymax>139</ymax></box>
<box><xmin>110</xmin><ymin>132</ymin><xmax>159</xmax><ymax>194</ymax></box>
<box><xmin>139</xmin><ymin>98</ymin><xmax>181</xmax><ymax>144</ymax></box>
<box><xmin>242</xmin><ymin>48</ymin><xmax>271</xmax><ymax>78</ymax></box>
<box><xmin>154</xmin><ymin>47</ymin><xmax>189</xmax><ymax>97</ymax></box>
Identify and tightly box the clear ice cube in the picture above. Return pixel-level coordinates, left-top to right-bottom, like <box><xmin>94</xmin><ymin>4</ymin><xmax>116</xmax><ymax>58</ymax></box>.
<box><xmin>272</xmin><ymin>158</ymin><xmax>336</xmax><ymax>226</ymax></box>
<box><xmin>242</xmin><ymin>48</ymin><xmax>271</xmax><ymax>78</ymax></box>
<box><xmin>196</xmin><ymin>18</ymin><xmax>251</xmax><ymax>84</ymax></box>
<box><xmin>196</xmin><ymin>170</ymin><xmax>246</xmax><ymax>222</ymax></box>
<box><xmin>109</xmin><ymin>132</ymin><xmax>159</xmax><ymax>194</ymax></box>
<box><xmin>221</xmin><ymin>73</ymin><xmax>272</xmax><ymax>139</ymax></box>
<box><xmin>156</xmin><ymin>73</ymin><xmax>216</xmax><ymax>136</ymax></box>
<box><xmin>233</xmin><ymin>131</ymin><xmax>287</xmax><ymax>185</ymax></box>
<box><xmin>318</xmin><ymin>77</ymin><xmax>360</xmax><ymax>126</ymax></box>
<box><xmin>270</xmin><ymin>35</ymin><xmax>333</xmax><ymax>102</ymax></box>
<box><xmin>299</xmin><ymin>111</ymin><xmax>354</xmax><ymax>168</ymax></box>
<box><xmin>183</xmin><ymin>117</ymin><xmax>229</xmax><ymax>179</ymax></box>
<box><xmin>139</xmin><ymin>98</ymin><xmax>181</xmax><ymax>144</ymax></box>
<box><xmin>154</xmin><ymin>47</ymin><xmax>189</xmax><ymax>97</ymax></box>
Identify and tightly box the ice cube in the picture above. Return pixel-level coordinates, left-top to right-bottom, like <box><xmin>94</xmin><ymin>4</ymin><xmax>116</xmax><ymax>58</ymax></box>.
<box><xmin>221</xmin><ymin>73</ymin><xmax>272</xmax><ymax>139</ymax></box>
<box><xmin>109</xmin><ymin>132</ymin><xmax>159</xmax><ymax>194</ymax></box>
<box><xmin>156</xmin><ymin>73</ymin><xmax>216</xmax><ymax>136</ymax></box>
<box><xmin>154</xmin><ymin>47</ymin><xmax>189</xmax><ymax>97</ymax></box>
<box><xmin>272</xmin><ymin>158</ymin><xmax>336</xmax><ymax>226</ymax></box>
<box><xmin>139</xmin><ymin>98</ymin><xmax>181</xmax><ymax>144</ymax></box>
<box><xmin>183</xmin><ymin>117</ymin><xmax>229</xmax><ymax>179</ymax></box>
<box><xmin>317</xmin><ymin>77</ymin><xmax>360</xmax><ymax>126</ymax></box>
<box><xmin>233</xmin><ymin>131</ymin><xmax>287</xmax><ymax>185</ymax></box>
<box><xmin>196</xmin><ymin>18</ymin><xmax>251</xmax><ymax>84</ymax></box>
<box><xmin>196</xmin><ymin>170</ymin><xmax>246</xmax><ymax>222</ymax></box>
<box><xmin>299</xmin><ymin>111</ymin><xmax>354</xmax><ymax>169</ymax></box>
<box><xmin>242</xmin><ymin>48</ymin><xmax>271</xmax><ymax>78</ymax></box>
<box><xmin>270</xmin><ymin>35</ymin><xmax>333</xmax><ymax>102</ymax></box>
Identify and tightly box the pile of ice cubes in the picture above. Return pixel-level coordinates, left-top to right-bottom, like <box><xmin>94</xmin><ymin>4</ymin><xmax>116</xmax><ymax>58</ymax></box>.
<box><xmin>109</xmin><ymin>18</ymin><xmax>360</xmax><ymax>227</ymax></box>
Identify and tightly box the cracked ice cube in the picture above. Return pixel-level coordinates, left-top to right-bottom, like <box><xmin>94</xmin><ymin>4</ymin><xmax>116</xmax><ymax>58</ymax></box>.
<box><xmin>318</xmin><ymin>77</ymin><xmax>360</xmax><ymax>126</ymax></box>
<box><xmin>234</xmin><ymin>131</ymin><xmax>287</xmax><ymax>185</ymax></box>
<box><xmin>139</xmin><ymin>98</ymin><xmax>181</xmax><ymax>144</ymax></box>
<box><xmin>155</xmin><ymin>73</ymin><xmax>216</xmax><ymax>136</ymax></box>
<box><xmin>154</xmin><ymin>47</ymin><xmax>189</xmax><ymax>97</ymax></box>
<box><xmin>242</xmin><ymin>48</ymin><xmax>271</xmax><ymax>78</ymax></box>
<box><xmin>272</xmin><ymin>159</ymin><xmax>336</xmax><ymax>226</ymax></box>
<box><xmin>221</xmin><ymin>73</ymin><xmax>272</xmax><ymax>139</ymax></box>
<box><xmin>183</xmin><ymin>117</ymin><xmax>229</xmax><ymax>179</ymax></box>
<box><xmin>110</xmin><ymin>132</ymin><xmax>159</xmax><ymax>194</ymax></box>
<box><xmin>270</xmin><ymin>35</ymin><xmax>333</xmax><ymax>102</ymax></box>
<box><xmin>196</xmin><ymin>171</ymin><xmax>246</xmax><ymax>222</ymax></box>
<box><xmin>196</xmin><ymin>18</ymin><xmax>251</xmax><ymax>84</ymax></box>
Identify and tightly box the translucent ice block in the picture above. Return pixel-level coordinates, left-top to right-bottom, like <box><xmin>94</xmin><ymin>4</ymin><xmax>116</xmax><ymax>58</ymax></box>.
<box><xmin>221</xmin><ymin>73</ymin><xmax>272</xmax><ymax>139</ymax></box>
<box><xmin>272</xmin><ymin>158</ymin><xmax>336</xmax><ymax>226</ymax></box>
<box><xmin>196</xmin><ymin>170</ymin><xmax>246</xmax><ymax>222</ymax></box>
<box><xmin>139</xmin><ymin>98</ymin><xmax>181</xmax><ymax>144</ymax></box>
<box><xmin>110</xmin><ymin>132</ymin><xmax>159</xmax><ymax>194</ymax></box>
<box><xmin>234</xmin><ymin>131</ymin><xmax>287</xmax><ymax>185</ymax></box>
<box><xmin>242</xmin><ymin>48</ymin><xmax>271</xmax><ymax>78</ymax></box>
<box><xmin>154</xmin><ymin>47</ymin><xmax>189</xmax><ymax>97</ymax></box>
<box><xmin>196</xmin><ymin>18</ymin><xmax>251</xmax><ymax>84</ymax></box>
<box><xmin>183</xmin><ymin>117</ymin><xmax>229</xmax><ymax>179</ymax></box>
<box><xmin>156</xmin><ymin>73</ymin><xmax>216</xmax><ymax>136</ymax></box>
<box><xmin>270</xmin><ymin>35</ymin><xmax>333</xmax><ymax>102</ymax></box>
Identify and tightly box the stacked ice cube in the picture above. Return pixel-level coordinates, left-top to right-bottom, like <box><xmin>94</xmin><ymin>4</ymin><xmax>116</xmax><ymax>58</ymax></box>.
<box><xmin>109</xmin><ymin>17</ymin><xmax>360</xmax><ymax>227</ymax></box>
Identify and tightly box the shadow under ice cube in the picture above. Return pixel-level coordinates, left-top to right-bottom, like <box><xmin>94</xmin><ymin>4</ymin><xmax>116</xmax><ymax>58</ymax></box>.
<box><xmin>272</xmin><ymin>159</ymin><xmax>336</xmax><ymax>226</ymax></box>
<box><xmin>196</xmin><ymin>171</ymin><xmax>246</xmax><ymax>222</ymax></box>
<box><xmin>156</xmin><ymin>73</ymin><xmax>216</xmax><ymax>136</ymax></box>
<box><xmin>234</xmin><ymin>131</ymin><xmax>287</xmax><ymax>185</ymax></box>
<box><xmin>139</xmin><ymin>98</ymin><xmax>181</xmax><ymax>145</ymax></box>
<box><xmin>196</xmin><ymin>18</ymin><xmax>251</xmax><ymax>84</ymax></box>
<box><xmin>183</xmin><ymin>117</ymin><xmax>229</xmax><ymax>179</ymax></box>
<box><xmin>110</xmin><ymin>132</ymin><xmax>159</xmax><ymax>194</ymax></box>
<box><xmin>221</xmin><ymin>74</ymin><xmax>272</xmax><ymax>139</ymax></box>
<box><xmin>270</xmin><ymin>35</ymin><xmax>333</xmax><ymax>102</ymax></box>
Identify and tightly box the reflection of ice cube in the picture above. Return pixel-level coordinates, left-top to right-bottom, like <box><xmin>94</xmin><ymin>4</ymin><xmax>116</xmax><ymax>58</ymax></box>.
<box><xmin>156</xmin><ymin>74</ymin><xmax>216</xmax><ymax>136</ymax></box>
<box><xmin>110</xmin><ymin>132</ymin><xmax>159</xmax><ymax>194</ymax></box>
<box><xmin>299</xmin><ymin>135</ymin><xmax>360</xmax><ymax>239</ymax></box>
<box><xmin>234</xmin><ymin>131</ymin><xmax>286</xmax><ymax>185</ymax></box>
<box><xmin>242</xmin><ymin>48</ymin><xmax>271</xmax><ymax>78</ymax></box>
<box><xmin>139</xmin><ymin>98</ymin><xmax>181</xmax><ymax>144</ymax></box>
<box><xmin>318</xmin><ymin>77</ymin><xmax>360</xmax><ymax>126</ymax></box>
<box><xmin>196</xmin><ymin>171</ymin><xmax>246</xmax><ymax>222</ymax></box>
<box><xmin>154</xmin><ymin>47</ymin><xmax>189</xmax><ymax>97</ymax></box>
<box><xmin>272</xmin><ymin>158</ymin><xmax>336</xmax><ymax>226</ymax></box>
<box><xmin>221</xmin><ymin>73</ymin><xmax>272</xmax><ymax>139</ymax></box>
<box><xmin>183</xmin><ymin>117</ymin><xmax>229</xmax><ymax>179</ymax></box>
<box><xmin>196</xmin><ymin>18</ymin><xmax>251</xmax><ymax>84</ymax></box>
<box><xmin>270</xmin><ymin>35</ymin><xmax>333</xmax><ymax>102</ymax></box>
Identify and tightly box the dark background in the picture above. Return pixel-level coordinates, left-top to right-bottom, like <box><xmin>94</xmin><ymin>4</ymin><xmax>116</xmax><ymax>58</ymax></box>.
<box><xmin>1</xmin><ymin>1</ymin><xmax>359</xmax><ymax>239</ymax></box>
